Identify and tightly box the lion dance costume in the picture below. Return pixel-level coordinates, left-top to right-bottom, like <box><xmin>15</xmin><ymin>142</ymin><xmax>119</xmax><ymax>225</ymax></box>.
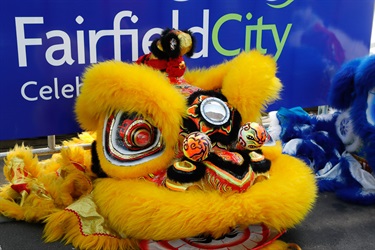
<box><xmin>0</xmin><ymin>47</ymin><xmax>317</xmax><ymax>249</ymax></box>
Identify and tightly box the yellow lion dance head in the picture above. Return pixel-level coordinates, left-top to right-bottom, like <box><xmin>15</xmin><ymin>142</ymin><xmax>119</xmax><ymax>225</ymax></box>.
<box><xmin>0</xmin><ymin>50</ymin><xmax>317</xmax><ymax>250</ymax></box>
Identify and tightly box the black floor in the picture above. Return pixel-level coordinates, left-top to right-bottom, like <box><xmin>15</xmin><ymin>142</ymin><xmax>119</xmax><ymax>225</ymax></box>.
<box><xmin>280</xmin><ymin>192</ymin><xmax>375</xmax><ymax>249</ymax></box>
<box><xmin>1</xmin><ymin>155</ymin><xmax>375</xmax><ymax>249</ymax></box>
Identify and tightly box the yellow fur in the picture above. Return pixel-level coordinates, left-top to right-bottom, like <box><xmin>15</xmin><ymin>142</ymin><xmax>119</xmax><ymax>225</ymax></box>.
<box><xmin>262</xmin><ymin>240</ymin><xmax>297</xmax><ymax>250</ymax></box>
<box><xmin>0</xmin><ymin>193</ymin><xmax>28</xmax><ymax>220</ymax></box>
<box><xmin>184</xmin><ymin>58</ymin><xmax>232</xmax><ymax>90</ymax></box>
<box><xmin>221</xmin><ymin>51</ymin><xmax>282</xmax><ymax>123</ymax></box>
<box><xmin>3</xmin><ymin>144</ymin><xmax>40</xmax><ymax>179</ymax></box>
<box><xmin>0</xmin><ymin>144</ymin><xmax>94</xmax><ymax>222</ymax></box>
<box><xmin>62</xmin><ymin>131</ymin><xmax>96</xmax><ymax>146</ymax></box>
<box><xmin>90</xmin><ymin>144</ymin><xmax>316</xmax><ymax>240</ymax></box>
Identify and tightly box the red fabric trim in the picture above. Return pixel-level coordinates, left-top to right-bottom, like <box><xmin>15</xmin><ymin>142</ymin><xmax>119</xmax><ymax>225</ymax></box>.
<box><xmin>137</xmin><ymin>54</ymin><xmax>186</xmax><ymax>78</ymax></box>
<box><xmin>11</xmin><ymin>183</ymin><xmax>30</xmax><ymax>194</ymax></box>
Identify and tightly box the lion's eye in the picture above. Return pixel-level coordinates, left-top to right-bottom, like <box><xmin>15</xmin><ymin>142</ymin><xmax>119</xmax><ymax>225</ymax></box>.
<box><xmin>103</xmin><ymin>111</ymin><xmax>164</xmax><ymax>166</ymax></box>
<box><xmin>118</xmin><ymin>117</ymin><xmax>156</xmax><ymax>150</ymax></box>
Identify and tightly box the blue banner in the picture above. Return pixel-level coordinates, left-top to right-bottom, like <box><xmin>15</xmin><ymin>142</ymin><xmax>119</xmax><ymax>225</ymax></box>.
<box><xmin>0</xmin><ymin>0</ymin><xmax>374</xmax><ymax>140</ymax></box>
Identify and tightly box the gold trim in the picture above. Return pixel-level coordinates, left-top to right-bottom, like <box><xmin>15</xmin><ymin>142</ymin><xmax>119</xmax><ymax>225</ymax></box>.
<box><xmin>204</xmin><ymin>161</ymin><xmax>254</xmax><ymax>187</ymax></box>
<box><xmin>165</xmin><ymin>179</ymin><xmax>188</xmax><ymax>192</ymax></box>
<box><xmin>173</xmin><ymin>161</ymin><xmax>197</xmax><ymax>172</ymax></box>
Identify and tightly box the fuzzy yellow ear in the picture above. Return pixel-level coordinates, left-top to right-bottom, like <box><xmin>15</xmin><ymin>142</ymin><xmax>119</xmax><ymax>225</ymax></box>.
<box><xmin>184</xmin><ymin>59</ymin><xmax>232</xmax><ymax>90</ymax></box>
<box><xmin>221</xmin><ymin>50</ymin><xmax>282</xmax><ymax>122</ymax></box>
<box><xmin>75</xmin><ymin>61</ymin><xmax>186</xmax><ymax>133</ymax></box>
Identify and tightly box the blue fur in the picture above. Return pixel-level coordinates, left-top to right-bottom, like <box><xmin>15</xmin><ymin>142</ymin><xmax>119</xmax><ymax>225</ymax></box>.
<box><xmin>277</xmin><ymin>106</ymin><xmax>314</xmax><ymax>142</ymax></box>
<box><xmin>313</xmin><ymin>112</ymin><xmax>345</xmax><ymax>153</ymax></box>
<box><xmin>350</xmin><ymin>56</ymin><xmax>375</xmax><ymax>169</ymax></box>
<box><xmin>329</xmin><ymin>55</ymin><xmax>375</xmax><ymax>170</ymax></box>
<box><xmin>278</xmin><ymin>107</ymin><xmax>343</xmax><ymax>171</ymax></box>
<box><xmin>317</xmin><ymin>157</ymin><xmax>349</xmax><ymax>192</ymax></box>
<box><xmin>318</xmin><ymin>179</ymin><xmax>342</xmax><ymax>192</ymax></box>
<box><xmin>336</xmin><ymin>188</ymin><xmax>375</xmax><ymax>206</ymax></box>
<box><xmin>328</xmin><ymin>58</ymin><xmax>362</xmax><ymax>110</ymax></box>
<box><xmin>276</xmin><ymin>55</ymin><xmax>375</xmax><ymax>205</ymax></box>
<box><xmin>294</xmin><ymin>139</ymin><xmax>326</xmax><ymax>170</ymax></box>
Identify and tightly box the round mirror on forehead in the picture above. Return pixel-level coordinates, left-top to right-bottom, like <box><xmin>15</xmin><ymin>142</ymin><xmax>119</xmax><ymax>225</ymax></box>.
<box><xmin>200</xmin><ymin>97</ymin><xmax>230</xmax><ymax>126</ymax></box>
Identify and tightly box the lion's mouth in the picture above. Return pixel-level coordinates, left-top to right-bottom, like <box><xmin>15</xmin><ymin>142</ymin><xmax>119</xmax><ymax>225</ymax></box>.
<box><xmin>203</xmin><ymin>149</ymin><xmax>256</xmax><ymax>192</ymax></box>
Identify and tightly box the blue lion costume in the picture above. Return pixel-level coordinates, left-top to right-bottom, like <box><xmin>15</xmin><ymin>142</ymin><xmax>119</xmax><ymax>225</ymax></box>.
<box><xmin>269</xmin><ymin>55</ymin><xmax>375</xmax><ymax>205</ymax></box>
